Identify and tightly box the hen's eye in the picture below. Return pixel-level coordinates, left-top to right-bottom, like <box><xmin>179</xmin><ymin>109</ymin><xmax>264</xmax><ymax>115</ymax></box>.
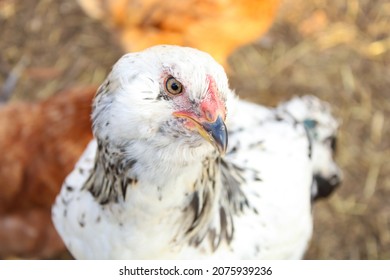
<box><xmin>303</xmin><ymin>119</ymin><xmax>318</xmax><ymax>130</ymax></box>
<box><xmin>165</xmin><ymin>77</ymin><xmax>183</xmax><ymax>95</ymax></box>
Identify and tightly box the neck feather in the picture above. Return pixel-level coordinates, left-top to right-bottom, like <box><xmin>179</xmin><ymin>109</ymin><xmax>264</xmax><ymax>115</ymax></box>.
<box><xmin>83</xmin><ymin>140</ymin><xmax>137</xmax><ymax>204</ymax></box>
<box><xmin>83</xmin><ymin>138</ymin><xmax>248</xmax><ymax>252</ymax></box>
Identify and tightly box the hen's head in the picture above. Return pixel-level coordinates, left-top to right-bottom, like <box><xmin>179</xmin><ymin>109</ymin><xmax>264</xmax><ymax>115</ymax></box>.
<box><xmin>276</xmin><ymin>95</ymin><xmax>342</xmax><ymax>200</ymax></box>
<box><xmin>92</xmin><ymin>45</ymin><xmax>231</xmax><ymax>160</ymax></box>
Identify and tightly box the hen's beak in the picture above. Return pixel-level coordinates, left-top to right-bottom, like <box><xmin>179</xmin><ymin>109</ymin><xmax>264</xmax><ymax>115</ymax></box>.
<box><xmin>173</xmin><ymin>113</ymin><xmax>228</xmax><ymax>155</ymax></box>
<box><xmin>199</xmin><ymin>115</ymin><xmax>228</xmax><ymax>155</ymax></box>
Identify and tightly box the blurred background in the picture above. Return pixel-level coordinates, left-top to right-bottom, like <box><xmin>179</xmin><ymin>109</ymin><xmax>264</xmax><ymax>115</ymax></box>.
<box><xmin>0</xmin><ymin>0</ymin><xmax>389</xmax><ymax>259</ymax></box>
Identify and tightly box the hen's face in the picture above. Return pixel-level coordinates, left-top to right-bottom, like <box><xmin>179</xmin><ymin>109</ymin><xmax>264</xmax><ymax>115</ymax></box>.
<box><xmin>92</xmin><ymin>45</ymin><xmax>231</xmax><ymax>155</ymax></box>
<box><xmin>277</xmin><ymin>96</ymin><xmax>342</xmax><ymax>200</ymax></box>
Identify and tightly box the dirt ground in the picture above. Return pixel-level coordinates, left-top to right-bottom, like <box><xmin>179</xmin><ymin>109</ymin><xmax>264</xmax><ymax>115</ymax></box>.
<box><xmin>0</xmin><ymin>0</ymin><xmax>389</xmax><ymax>259</ymax></box>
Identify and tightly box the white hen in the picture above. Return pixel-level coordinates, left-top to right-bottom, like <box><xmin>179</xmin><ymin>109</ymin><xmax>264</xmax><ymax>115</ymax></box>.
<box><xmin>52</xmin><ymin>45</ymin><xmax>340</xmax><ymax>259</ymax></box>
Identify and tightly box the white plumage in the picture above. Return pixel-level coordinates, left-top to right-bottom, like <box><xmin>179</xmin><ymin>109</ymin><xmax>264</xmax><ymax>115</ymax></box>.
<box><xmin>52</xmin><ymin>45</ymin><xmax>340</xmax><ymax>259</ymax></box>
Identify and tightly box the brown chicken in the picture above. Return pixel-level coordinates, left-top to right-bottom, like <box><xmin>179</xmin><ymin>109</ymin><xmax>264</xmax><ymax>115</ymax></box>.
<box><xmin>0</xmin><ymin>0</ymin><xmax>281</xmax><ymax>258</ymax></box>
<box><xmin>78</xmin><ymin>0</ymin><xmax>281</xmax><ymax>66</ymax></box>
<box><xmin>0</xmin><ymin>86</ymin><xmax>96</xmax><ymax>258</ymax></box>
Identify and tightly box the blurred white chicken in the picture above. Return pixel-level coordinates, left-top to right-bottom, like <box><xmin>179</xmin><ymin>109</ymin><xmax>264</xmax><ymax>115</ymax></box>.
<box><xmin>275</xmin><ymin>96</ymin><xmax>341</xmax><ymax>201</ymax></box>
<box><xmin>52</xmin><ymin>45</ymin><xmax>340</xmax><ymax>259</ymax></box>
